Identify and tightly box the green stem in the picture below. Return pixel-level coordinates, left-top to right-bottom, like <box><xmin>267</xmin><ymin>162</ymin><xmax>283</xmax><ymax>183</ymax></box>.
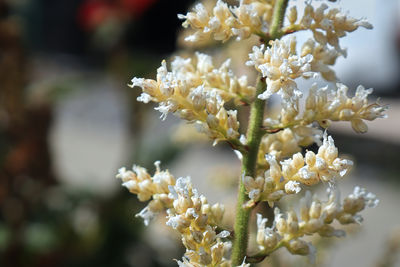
<box><xmin>231</xmin><ymin>0</ymin><xmax>289</xmax><ymax>265</ymax></box>
<box><xmin>231</xmin><ymin>77</ymin><xmax>266</xmax><ymax>265</ymax></box>
<box><xmin>269</xmin><ymin>0</ymin><xmax>290</xmax><ymax>40</ymax></box>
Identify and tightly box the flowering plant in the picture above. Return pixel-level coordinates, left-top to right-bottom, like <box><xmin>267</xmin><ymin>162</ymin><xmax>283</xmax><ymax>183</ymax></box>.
<box><xmin>117</xmin><ymin>0</ymin><xmax>387</xmax><ymax>266</ymax></box>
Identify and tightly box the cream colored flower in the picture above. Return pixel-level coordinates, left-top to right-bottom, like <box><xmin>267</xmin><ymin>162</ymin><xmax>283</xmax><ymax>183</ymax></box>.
<box><xmin>287</xmin><ymin>3</ymin><xmax>372</xmax><ymax>54</ymax></box>
<box><xmin>167</xmin><ymin>176</ymin><xmax>231</xmax><ymax>266</ymax></box>
<box><xmin>118</xmin><ymin>162</ymin><xmax>232</xmax><ymax>266</ymax></box>
<box><xmin>246</xmin><ymin>37</ymin><xmax>313</xmax><ymax>101</ymax></box>
<box><xmin>179</xmin><ymin>0</ymin><xmax>274</xmax><ymax>43</ymax></box>
<box><xmin>122</xmin><ymin>0</ymin><xmax>385</xmax><ymax>265</ymax></box>
<box><xmin>116</xmin><ymin>161</ymin><xmax>175</xmax><ymax>225</ymax></box>
<box><xmin>301</xmin><ymin>38</ymin><xmax>340</xmax><ymax>81</ymax></box>
<box><xmin>303</xmin><ymin>83</ymin><xmax>388</xmax><ymax>133</ymax></box>
<box><xmin>244</xmin><ymin>133</ymin><xmax>352</xmax><ymax>207</ymax></box>
<box><xmin>130</xmin><ymin>53</ymin><xmax>252</xmax><ymax>143</ymax></box>
<box><xmin>257</xmin><ymin>125</ymin><xmax>322</xmax><ymax>164</ymax></box>
<box><xmin>255</xmin><ymin>186</ymin><xmax>378</xmax><ymax>260</ymax></box>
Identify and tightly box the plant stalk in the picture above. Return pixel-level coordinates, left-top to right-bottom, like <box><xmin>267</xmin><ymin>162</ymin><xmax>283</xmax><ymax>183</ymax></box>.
<box><xmin>231</xmin><ymin>77</ymin><xmax>266</xmax><ymax>265</ymax></box>
<box><xmin>231</xmin><ymin>0</ymin><xmax>289</xmax><ymax>265</ymax></box>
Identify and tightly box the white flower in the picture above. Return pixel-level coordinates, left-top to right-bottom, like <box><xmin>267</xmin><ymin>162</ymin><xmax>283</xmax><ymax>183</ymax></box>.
<box><xmin>135</xmin><ymin>206</ymin><xmax>156</xmax><ymax>226</ymax></box>
<box><xmin>137</xmin><ymin>93</ymin><xmax>152</xmax><ymax>103</ymax></box>
<box><xmin>174</xmin><ymin>176</ymin><xmax>192</xmax><ymax>197</ymax></box>
<box><xmin>285</xmin><ymin>181</ymin><xmax>301</xmax><ymax>194</ymax></box>
<box><xmin>303</xmin><ymin>83</ymin><xmax>387</xmax><ymax>132</ymax></box>
<box><xmin>216</xmin><ymin>230</ymin><xmax>230</xmax><ymax>238</ymax></box>
<box><xmin>349</xmin><ymin>186</ymin><xmax>379</xmax><ymax>208</ymax></box>
<box><xmin>116</xmin><ymin>167</ymin><xmax>134</xmax><ymax>181</ymax></box>
<box><xmin>166</xmin><ymin>214</ymin><xmax>184</xmax><ymax>229</ymax></box>
<box><xmin>248</xmin><ymin>37</ymin><xmax>313</xmax><ymax>102</ymax></box>
<box><xmin>296</xmin><ymin>4</ymin><xmax>373</xmax><ymax>53</ymax></box>
<box><xmin>179</xmin><ymin>0</ymin><xmax>274</xmax><ymax>43</ymax></box>
<box><xmin>154</xmin><ymin>102</ymin><xmax>174</xmax><ymax>120</ymax></box>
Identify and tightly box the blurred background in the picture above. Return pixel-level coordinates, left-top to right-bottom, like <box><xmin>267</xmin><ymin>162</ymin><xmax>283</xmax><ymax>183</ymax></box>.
<box><xmin>0</xmin><ymin>0</ymin><xmax>399</xmax><ymax>266</ymax></box>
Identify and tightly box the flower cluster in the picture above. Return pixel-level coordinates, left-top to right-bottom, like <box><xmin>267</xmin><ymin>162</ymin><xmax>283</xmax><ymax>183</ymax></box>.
<box><xmin>264</xmin><ymin>83</ymin><xmax>387</xmax><ymax>134</ymax></box>
<box><xmin>257</xmin><ymin>125</ymin><xmax>322</xmax><ymax>164</ymax></box>
<box><xmin>116</xmin><ymin>161</ymin><xmax>175</xmax><ymax>225</ymax></box>
<box><xmin>167</xmin><ymin>177</ymin><xmax>231</xmax><ymax>266</ymax></box>
<box><xmin>256</xmin><ymin>186</ymin><xmax>378</xmax><ymax>261</ymax></box>
<box><xmin>179</xmin><ymin>0</ymin><xmax>274</xmax><ymax>42</ymax></box>
<box><xmin>130</xmin><ymin>53</ymin><xmax>254</xmax><ymax>143</ymax></box>
<box><xmin>300</xmin><ymin>38</ymin><xmax>340</xmax><ymax>81</ymax></box>
<box><xmin>117</xmin><ymin>163</ymin><xmax>234</xmax><ymax>266</ymax></box>
<box><xmin>122</xmin><ymin>0</ymin><xmax>386</xmax><ymax>265</ymax></box>
<box><xmin>302</xmin><ymin>83</ymin><xmax>388</xmax><ymax>133</ymax></box>
<box><xmin>244</xmin><ymin>133</ymin><xmax>353</xmax><ymax>206</ymax></box>
<box><xmin>286</xmin><ymin>3</ymin><xmax>372</xmax><ymax>54</ymax></box>
<box><xmin>246</xmin><ymin>37</ymin><xmax>313</xmax><ymax>101</ymax></box>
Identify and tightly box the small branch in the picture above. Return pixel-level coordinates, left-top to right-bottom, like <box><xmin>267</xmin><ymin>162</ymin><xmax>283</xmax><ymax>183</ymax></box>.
<box><xmin>282</xmin><ymin>24</ymin><xmax>305</xmax><ymax>36</ymax></box>
<box><xmin>226</xmin><ymin>139</ymin><xmax>248</xmax><ymax>154</ymax></box>
<box><xmin>246</xmin><ymin>252</ymin><xmax>269</xmax><ymax>263</ymax></box>
<box><xmin>262</xmin><ymin>127</ymin><xmax>284</xmax><ymax>134</ymax></box>
<box><xmin>261</xmin><ymin>120</ymin><xmax>301</xmax><ymax>134</ymax></box>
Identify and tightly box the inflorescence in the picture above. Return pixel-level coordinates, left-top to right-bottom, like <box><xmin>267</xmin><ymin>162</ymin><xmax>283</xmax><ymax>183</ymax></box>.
<box><xmin>118</xmin><ymin>0</ymin><xmax>386</xmax><ymax>266</ymax></box>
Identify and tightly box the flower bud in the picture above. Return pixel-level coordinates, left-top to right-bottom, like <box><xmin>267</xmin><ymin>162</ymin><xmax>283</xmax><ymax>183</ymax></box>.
<box><xmin>309</xmin><ymin>200</ymin><xmax>321</xmax><ymax>219</ymax></box>
<box><xmin>206</xmin><ymin>114</ymin><xmax>220</xmax><ymax>129</ymax></box>
<box><xmin>351</xmin><ymin>119</ymin><xmax>368</xmax><ymax>133</ymax></box>
<box><xmin>339</xmin><ymin>109</ymin><xmax>355</xmax><ymax>120</ymax></box>
<box><xmin>323</xmin><ymin>202</ymin><xmax>338</xmax><ymax>223</ymax></box>
<box><xmin>194</xmin><ymin>214</ymin><xmax>209</xmax><ymax>229</ymax></box>
<box><xmin>305</xmin><ymin>151</ymin><xmax>316</xmax><ymax>166</ymax></box>
<box><xmin>227</xmin><ymin>110</ymin><xmax>239</xmax><ymax>130</ymax></box>
<box><xmin>292</xmin><ymin>153</ymin><xmax>304</xmax><ymax>169</ymax></box>
<box><xmin>288</xmin><ymin>239</ymin><xmax>310</xmax><ymax>255</ymax></box>
<box><xmin>206</xmin><ymin>100</ymin><xmax>219</xmax><ymax>115</ymax></box>
<box><xmin>276</xmin><ymin>217</ymin><xmax>287</xmax><ymax>233</ymax></box>
<box><xmin>282</xmin><ymin>161</ymin><xmax>296</xmax><ymax>179</ymax></box>
<box><xmin>191</xmin><ymin>230</ymin><xmax>204</xmax><ymax>243</ymax></box>
<box><xmin>140</xmin><ymin>79</ymin><xmax>159</xmax><ymax>96</ymax></box>
<box><xmin>315</xmin><ymin>157</ymin><xmax>327</xmax><ymax>172</ymax></box>
<box><xmin>182</xmin><ymin>235</ymin><xmax>197</xmax><ymax>251</ymax></box>
<box><xmin>263</xmin><ymin>231</ymin><xmax>278</xmax><ymax>250</ymax></box>
<box><xmin>343</xmin><ymin>197</ymin><xmax>365</xmax><ymax>214</ymax></box>
<box><xmin>337</xmin><ymin>213</ymin><xmax>356</xmax><ymax>224</ymax></box>
<box><xmin>211</xmin><ymin>203</ymin><xmax>224</xmax><ymax>223</ymax></box>
<box><xmin>287</xmin><ymin>211</ymin><xmax>299</xmax><ymax>234</ymax></box>
<box><xmin>304</xmin><ymin>218</ymin><xmax>322</xmax><ymax>233</ymax></box>
<box><xmin>267</xmin><ymin>190</ymin><xmax>285</xmax><ymax>202</ymax></box>
<box><xmin>199</xmin><ymin>251</ymin><xmax>212</xmax><ymax>265</ymax></box>
<box><xmin>285</xmin><ymin>181</ymin><xmax>301</xmax><ymax>194</ymax></box>
<box><xmin>257</xmin><ymin>228</ymin><xmax>265</xmax><ymax>246</ymax></box>
<box><xmin>148</xmin><ymin>199</ymin><xmax>164</xmax><ymax>213</ymax></box>
<box><xmin>122</xmin><ymin>180</ymin><xmax>138</xmax><ymax>193</ymax></box>
<box><xmin>203</xmin><ymin>228</ymin><xmax>216</xmax><ymax>244</ymax></box>
<box><xmin>264</xmin><ymin>177</ymin><xmax>275</xmax><ymax>193</ymax></box>
<box><xmin>211</xmin><ymin>243</ymin><xmax>224</xmax><ymax>265</ymax></box>
<box><xmin>288</xmin><ymin>6</ymin><xmax>298</xmax><ymax>24</ymax></box>
<box><xmin>300</xmin><ymin>196</ymin><xmax>310</xmax><ymax>222</ymax></box>
<box><xmin>179</xmin><ymin>109</ymin><xmax>197</xmax><ymax>121</ymax></box>
<box><xmin>192</xmin><ymin>94</ymin><xmax>206</xmax><ymax>111</ymax></box>
<box><xmin>319</xmin><ymin>225</ymin><xmax>346</xmax><ymax>237</ymax></box>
